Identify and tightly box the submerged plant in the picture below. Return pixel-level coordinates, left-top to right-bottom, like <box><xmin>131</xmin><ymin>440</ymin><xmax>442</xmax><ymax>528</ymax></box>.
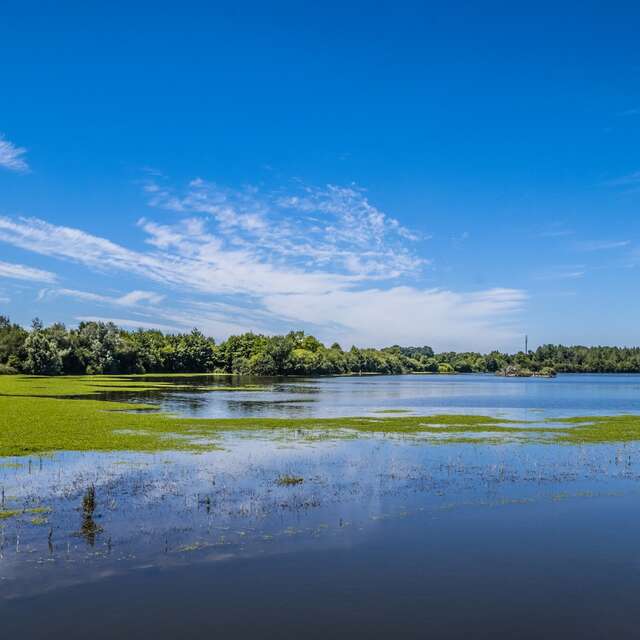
<box><xmin>277</xmin><ymin>475</ymin><xmax>304</xmax><ymax>486</ymax></box>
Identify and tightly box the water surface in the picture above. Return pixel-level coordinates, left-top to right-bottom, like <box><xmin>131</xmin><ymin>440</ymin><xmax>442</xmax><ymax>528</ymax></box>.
<box><xmin>145</xmin><ymin>372</ymin><xmax>640</xmax><ymax>420</ymax></box>
<box><xmin>3</xmin><ymin>373</ymin><xmax>640</xmax><ymax>638</ymax></box>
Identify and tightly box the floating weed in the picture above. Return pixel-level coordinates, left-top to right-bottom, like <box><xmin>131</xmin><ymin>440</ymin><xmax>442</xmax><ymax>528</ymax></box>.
<box><xmin>25</xmin><ymin>506</ymin><xmax>52</xmax><ymax>515</ymax></box>
<box><xmin>177</xmin><ymin>541</ymin><xmax>210</xmax><ymax>553</ymax></box>
<box><xmin>277</xmin><ymin>475</ymin><xmax>304</xmax><ymax>486</ymax></box>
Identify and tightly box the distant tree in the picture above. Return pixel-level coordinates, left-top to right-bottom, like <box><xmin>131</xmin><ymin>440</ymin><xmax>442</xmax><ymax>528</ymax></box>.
<box><xmin>0</xmin><ymin>316</ymin><xmax>27</xmax><ymax>365</ymax></box>
<box><xmin>174</xmin><ymin>329</ymin><xmax>216</xmax><ymax>372</ymax></box>
<box><xmin>23</xmin><ymin>329</ymin><xmax>62</xmax><ymax>375</ymax></box>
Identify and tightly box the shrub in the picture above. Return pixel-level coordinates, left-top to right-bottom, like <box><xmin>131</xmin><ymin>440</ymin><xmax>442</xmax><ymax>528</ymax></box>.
<box><xmin>0</xmin><ymin>363</ymin><xmax>18</xmax><ymax>375</ymax></box>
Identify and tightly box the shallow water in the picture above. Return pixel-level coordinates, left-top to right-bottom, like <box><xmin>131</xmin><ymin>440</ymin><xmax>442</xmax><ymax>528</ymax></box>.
<box><xmin>148</xmin><ymin>372</ymin><xmax>640</xmax><ymax>420</ymax></box>
<box><xmin>4</xmin><ymin>374</ymin><xmax>640</xmax><ymax>637</ymax></box>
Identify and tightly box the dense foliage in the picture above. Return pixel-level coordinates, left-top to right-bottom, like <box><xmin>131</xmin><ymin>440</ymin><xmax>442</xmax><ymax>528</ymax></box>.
<box><xmin>1</xmin><ymin>316</ymin><xmax>639</xmax><ymax>376</ymax></box>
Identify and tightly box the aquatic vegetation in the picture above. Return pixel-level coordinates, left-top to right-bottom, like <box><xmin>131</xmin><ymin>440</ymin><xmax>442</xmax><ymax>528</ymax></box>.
<box><xmin>0</xmin><ymin>509</ymin><xmax>20</xmax><ymax>519</ymax></box>
<box><xmin>4</xmin><ymin>375</ymin><xmax>640</xmax><ymax>456</ymax></box>
<box><xmin>550</xmin><ymin>415</ymin><xmax>640</xmax><ymax>444</ymax></box>
<box><xmin>79</xmin><ymin>485</ymin><xmax>102</xmax><ymax>546</ymax></box>
<box><xmin>26</xmin><ymin>506</ymin><xmax>51</xmax><ymax>515</ymax></box>
<box><xmin>0</xmin><ymin>373</ymin><xmax>258</xmax><ymax>398</ymax></box>
<box><xmin>277</xmin><ymin>475</ymin><xmax>304</xmax><ymax>486</ymax></box>
<box><xmin>0</xmin><ymin>389</ymin><xmax>535</xmax><ymax>456</ymax></box>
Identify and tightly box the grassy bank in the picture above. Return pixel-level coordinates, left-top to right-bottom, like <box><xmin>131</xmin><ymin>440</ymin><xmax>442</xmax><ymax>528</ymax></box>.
<box><xmin>1</xmin><ymin>375</ymin><xmax>640</xmax><ymax>456</ymax></box>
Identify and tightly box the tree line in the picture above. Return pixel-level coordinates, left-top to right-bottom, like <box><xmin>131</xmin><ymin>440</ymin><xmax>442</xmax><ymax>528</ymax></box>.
<box><xmin>1</xmin><ymin>315</ymin><xmax>640</xmax><ymax>376</ymax></box>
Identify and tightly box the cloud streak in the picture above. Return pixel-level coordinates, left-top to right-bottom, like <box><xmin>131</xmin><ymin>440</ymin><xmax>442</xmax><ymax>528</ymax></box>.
<box><xmin>577</xmin><ymin>240</ymin><xmax>629</xmax><ymax>251</ymax></box>
<box><xmin>0</xmin><ymin>259</ymin><xmax>57</xmax><ymax>283</ymax></box>
<box><xmin>0</xmin><ymin>134</ymin><xmax>29</xmax><ymax>173</ymax></box>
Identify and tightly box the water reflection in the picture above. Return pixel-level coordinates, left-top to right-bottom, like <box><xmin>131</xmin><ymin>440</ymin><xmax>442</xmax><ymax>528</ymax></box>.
<box><xmin>151</xmin><ymin>373</ymin><xmax>640</xmax><ymax>420</ymax></box>
<box><xmin>5</xmin><ymin>375</ymin><xmax>640</xmax><ymax>636</ymax></box>
<box><xmin>54</xmin><ymin>373</ymin><xmax>640</xmax><ymax>421</ymax></box>
<box><xmin>3</xmin><ymin>432</ymin><xmax>640</xmax><ymax>601</ymax></box>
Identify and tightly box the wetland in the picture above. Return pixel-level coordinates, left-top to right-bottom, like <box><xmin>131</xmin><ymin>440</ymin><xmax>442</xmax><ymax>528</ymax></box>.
<box><xmin>4</xmin><ymin>373</ymin><xmax>640</xmax><ymax>638</ymax></box>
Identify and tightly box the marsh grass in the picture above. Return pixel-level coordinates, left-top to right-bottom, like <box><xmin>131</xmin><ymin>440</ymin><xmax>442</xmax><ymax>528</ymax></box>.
<box><xmin>277</xmin><ymin>475</ymin><xmax>304</xmax><ymax>486</ymax></box>
<box><xmin>0</xmin><ymin>506</ymin><xmax>50</xmax><ymax>520</ymax></box>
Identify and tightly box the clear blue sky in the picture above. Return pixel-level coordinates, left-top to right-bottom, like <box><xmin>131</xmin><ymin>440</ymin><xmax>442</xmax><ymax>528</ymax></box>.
<box><xmin>1</xmin><ymin>1</ymin><xmax>639</xmax><ymax>351</ymax></box>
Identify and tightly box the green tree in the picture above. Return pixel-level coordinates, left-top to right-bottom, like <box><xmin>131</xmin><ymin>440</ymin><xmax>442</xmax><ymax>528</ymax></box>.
<box><xmin>23</xmin><ymin>329</ymin><xmax>62</xmax><ymax>375</ymax></box>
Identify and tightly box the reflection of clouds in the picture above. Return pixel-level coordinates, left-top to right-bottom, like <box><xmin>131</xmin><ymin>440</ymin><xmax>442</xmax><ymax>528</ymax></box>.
<box><xmin>0</xmin><ymin>436</ymin><xmax>397</xmax><ymax>598</ymax></box>
<box><xmin>3</xmin><ymin>435</ymin><xmax>640</xmax><ymax>601</ymax></box>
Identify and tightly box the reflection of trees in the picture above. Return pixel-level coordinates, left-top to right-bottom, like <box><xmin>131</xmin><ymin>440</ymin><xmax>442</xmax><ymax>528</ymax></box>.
<box><xmin>225</xmin><ymin>399</ymin><xmax>313</xmax><ymax>418</ymax></box>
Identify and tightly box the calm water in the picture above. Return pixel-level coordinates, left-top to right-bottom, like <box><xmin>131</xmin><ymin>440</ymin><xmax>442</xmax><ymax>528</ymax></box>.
<box><xmin>152</xmin><ymin>372</ymin><xmax>640</xmax><ymax>420</ymax></box>
<box><xmin>4</xmin><ymin>373</ymin><xmax>640</xmax><ymax>638</ymax></box>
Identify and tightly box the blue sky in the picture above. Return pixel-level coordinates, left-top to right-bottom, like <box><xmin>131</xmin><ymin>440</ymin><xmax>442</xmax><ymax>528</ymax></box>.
<box><xmin>1</xmin><ymin>1</ymin><xmax>639</xmax><ymax>351</ymax></box>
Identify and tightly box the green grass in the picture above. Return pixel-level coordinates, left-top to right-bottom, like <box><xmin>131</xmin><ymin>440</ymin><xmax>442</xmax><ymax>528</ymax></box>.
<box><xmin>2</xmin><ymin>374</ymin><xmax>640</xmax><ymax>456</ymax></box>
<box><xmin>0</xmin><ymin>374</ymin><xmax>265</xmax><ymax>397</ymax></box>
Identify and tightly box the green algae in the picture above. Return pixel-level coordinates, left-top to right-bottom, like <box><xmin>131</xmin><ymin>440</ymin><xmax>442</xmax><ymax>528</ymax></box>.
<box><xmin>0</xmin><ymin>374</ymin><xmax>265</xmax><ymax>399</ymax></box>
<box><xmin>547</xmin><ymin>415</ymin><xmax>640</xmax><ymax>444</ymax></box>
<box><xmin>3</xmin><ymin>375</ymin><xmax>640</xmax><ymax>456</ymax></box>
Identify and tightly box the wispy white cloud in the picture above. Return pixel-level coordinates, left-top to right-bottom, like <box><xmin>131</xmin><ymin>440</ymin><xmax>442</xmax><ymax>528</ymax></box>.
<box><xmin>0</xmin><ymin>259</ymin><xmax>57</xmax><ymax>283</ymax></box>
<box><xmin>263</xmin><ymin>287</ymin><xmax>526</xmax><ymax>350</ymax></box>
<box><xmin>144</xmin><ymin>176</ymin><xmax>424</xmax><ymax>278</ymax></box>
<box><xmin>577</xmin><ymin>240</ymin><xmax>629</xmax><ymax>251</ymax></box>
<box><xmin>535</xmin><ymin>223</ymin><xmax>574</xmax><ymax>239</ymax></box>
<box><xmin>0</xmin><ymin>134</ymin><xmax>29</xmax><ymax>173</ymax></box>
<box><xmin>0</xmin><ymin>214</ymin><xmax>360</xmax><ymax>296</ymax></box>
<box><xmin>75</xmin><ymin>316</ymin><xmax>183</xmax><ymax>332</ymax></box>
<box><xmin>38</xmin><ymin>288</ymin><xmax>164</xmax><ymax>307</ymax></box>
<box><xmin>117</xmin><ymin>290</ymin><xmax>165</xmax><ymax>305</ymax></box>
<box><xmin>533</xmin><ymin>265</ymin><xmax>585</xmax><ymax>281</ymax></box>
<box><xmin>0</xmin><ymin>175</ymin><xmax>527</xmax><ymax>349</ymax></box>
<box><xmin>39</xmin><ymin>287</ymin><xmax>264</xmax><ymax>337</ymax></box>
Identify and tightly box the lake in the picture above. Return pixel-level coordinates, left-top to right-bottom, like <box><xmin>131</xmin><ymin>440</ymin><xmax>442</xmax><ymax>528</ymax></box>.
<box><xmin>128</xmin><ymin>372</ymin><xmax>640</xmax><ymax>419</ymax></box>
<box><xmin>3</xmin><ymin>373</ymin><xmax>640</xmax><ymax>638</ymax></box>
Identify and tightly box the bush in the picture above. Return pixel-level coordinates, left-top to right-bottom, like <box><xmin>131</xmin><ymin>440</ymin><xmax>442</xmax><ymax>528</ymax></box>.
<box><xmin>0</xmin><ymin>363</ymin><xmax>18</xmax><ymax>375</ymax></box>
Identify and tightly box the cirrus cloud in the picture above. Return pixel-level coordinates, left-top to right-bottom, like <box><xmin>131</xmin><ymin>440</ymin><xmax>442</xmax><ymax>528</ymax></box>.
<box><xmin>0</xmin><ymin>259</ymin><xmax>57</xmax><ymax>283</ymax></box>
<box><xmin>0</xmin><ymin>134</ymin><xmax>29</xmax><ymax>173</ymax></box>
